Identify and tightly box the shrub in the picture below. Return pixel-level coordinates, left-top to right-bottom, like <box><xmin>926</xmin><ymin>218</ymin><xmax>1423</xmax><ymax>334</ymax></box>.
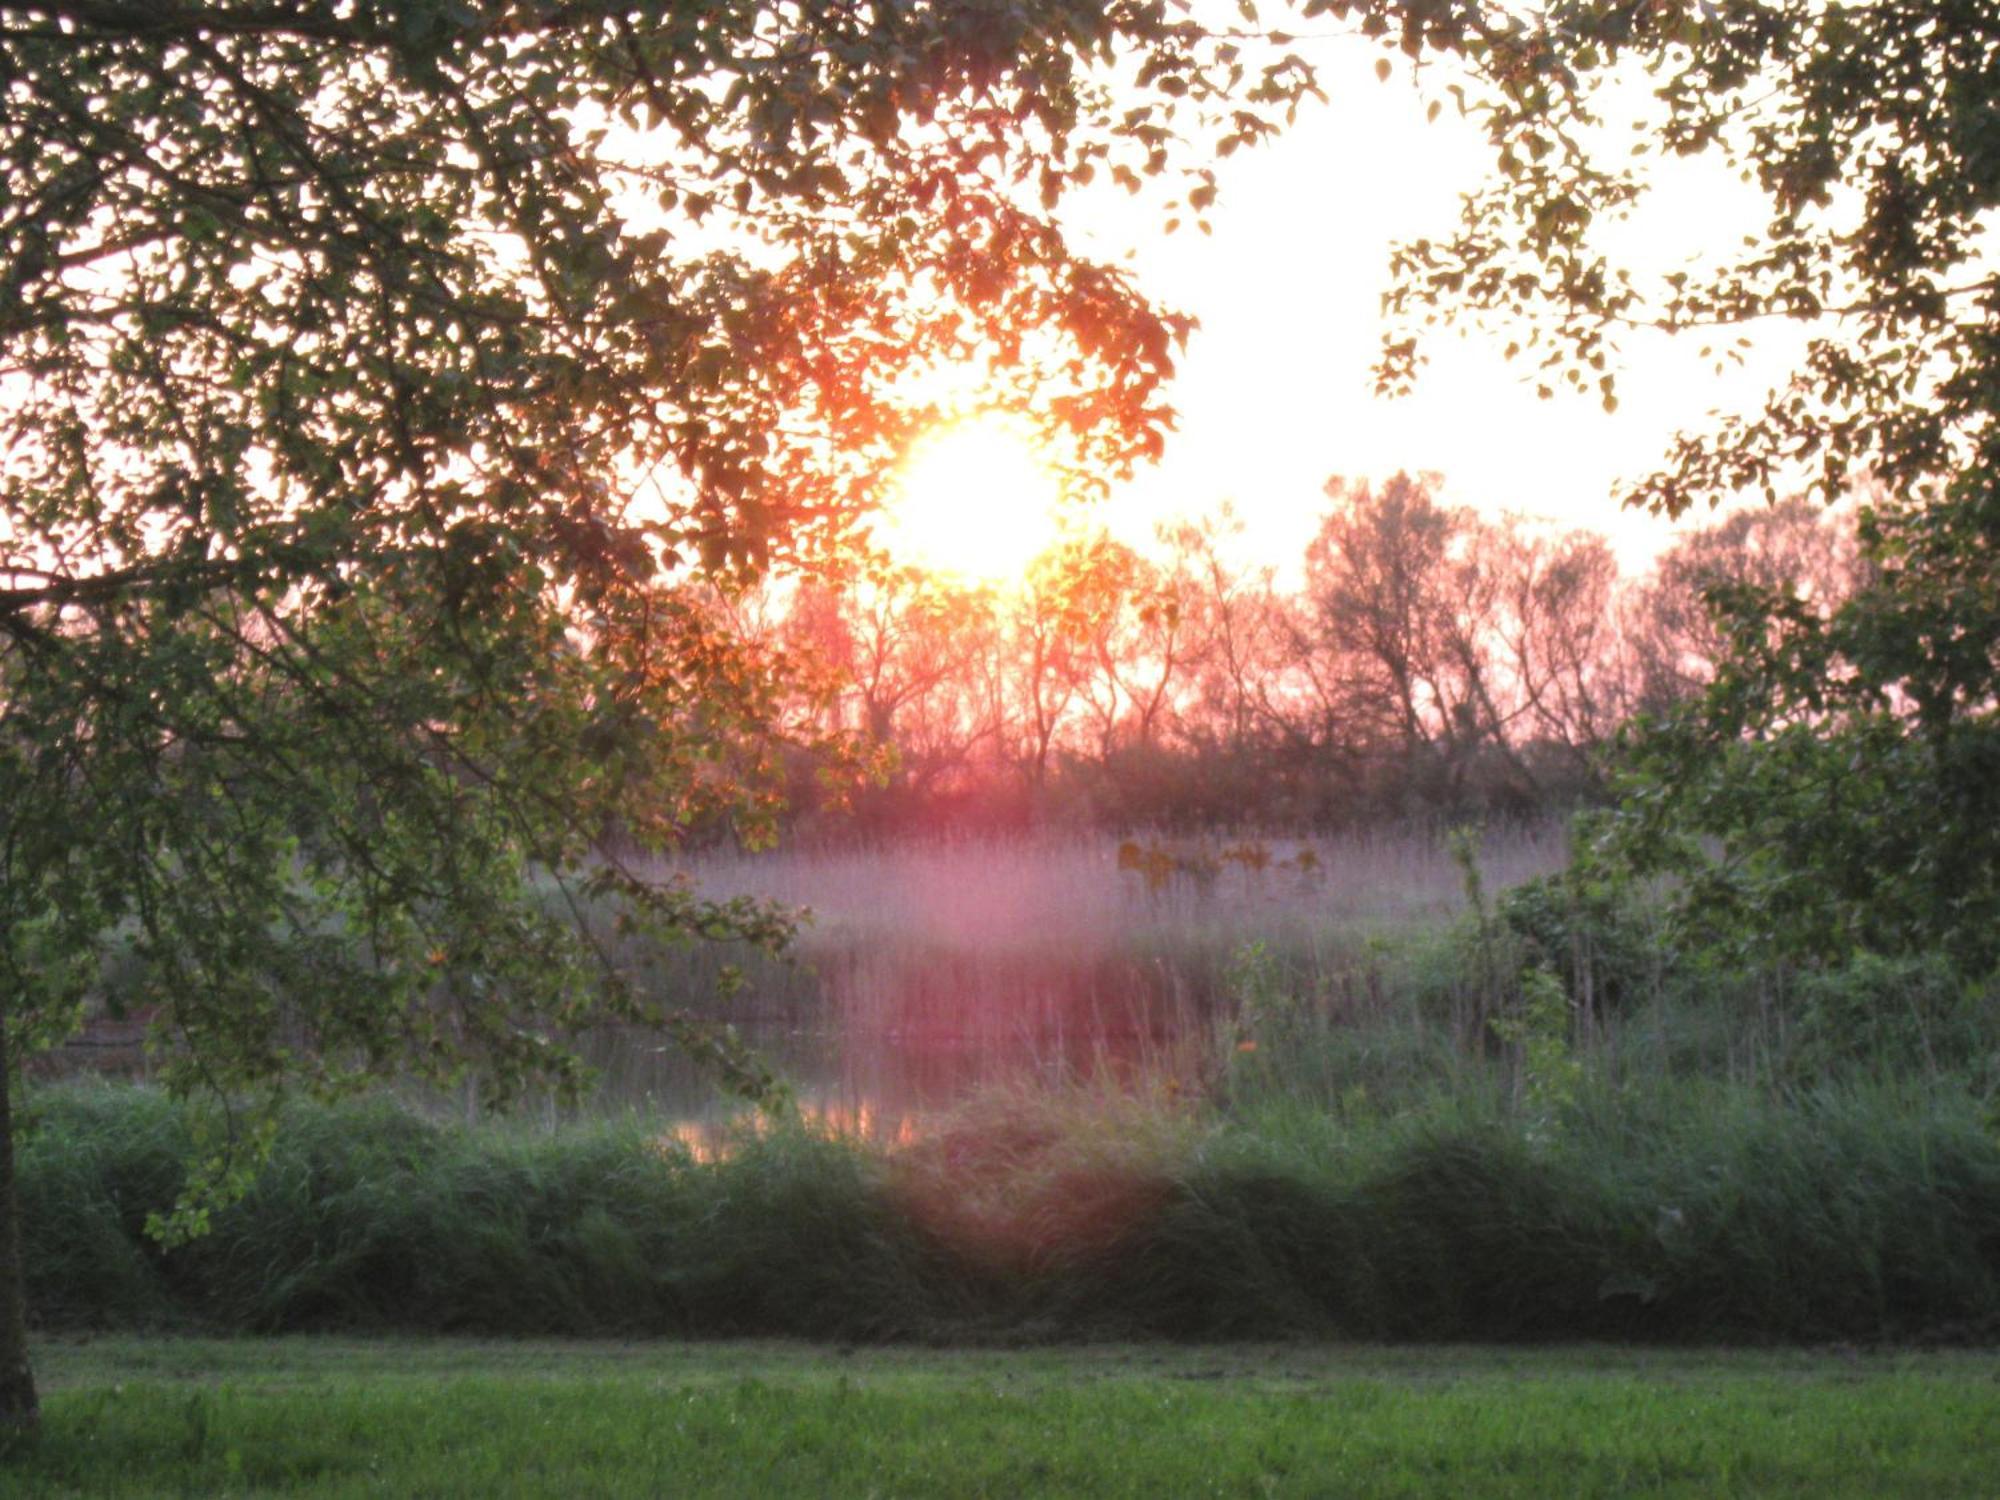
<box><xmin>1498</xmin><ymin>869</ymin><xmax>1660</xmax><ymax>1018</ymax></box>
<box><xmin>1783</xmin><ymin>954</ymin><xmax>2000</xmax><ymax>1082</ymax></box>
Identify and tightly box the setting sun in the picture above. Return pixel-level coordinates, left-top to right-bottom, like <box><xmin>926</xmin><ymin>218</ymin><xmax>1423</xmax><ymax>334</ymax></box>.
<box><xmin>879</xmin><ymin>418</ymin><xmax>1064</xmax><ymax>584</ymax></box>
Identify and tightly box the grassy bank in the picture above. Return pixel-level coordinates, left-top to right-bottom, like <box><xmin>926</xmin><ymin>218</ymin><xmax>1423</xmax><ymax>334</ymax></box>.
<box><xmin>9</xmin><ymin>1337</ymin><xmax>2000</xmax><ymax>1497</ymax></box>
<box><xmin>20</xmin><ymin>1080</ymin><xmax>2000</xmax><ymax>1344</ymax></box>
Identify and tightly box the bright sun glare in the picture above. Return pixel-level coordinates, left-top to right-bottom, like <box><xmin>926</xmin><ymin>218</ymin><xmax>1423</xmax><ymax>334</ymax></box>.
<box><xmin>880</xmin><ymin>418</ymin><xmax>1063</xmax><ymax>584</ymax></box>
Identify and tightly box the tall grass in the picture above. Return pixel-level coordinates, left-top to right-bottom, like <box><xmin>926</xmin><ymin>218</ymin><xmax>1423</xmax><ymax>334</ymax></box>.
<box><xmin>20</xmin><ymin>1076</ymin><xmax>2000</xmax><ymax>1344</ymax></box>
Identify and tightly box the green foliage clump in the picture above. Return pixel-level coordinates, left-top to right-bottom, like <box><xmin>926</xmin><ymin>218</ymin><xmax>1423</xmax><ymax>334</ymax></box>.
<box><xmin>1784</xmin><ymin>956</ymin><xmax>1998</xmax><ymax>1087</ymax></box>
<box><xmin>1596</xmin><ymin>485</ymin><xmax>2000</xmax><ymax>984</ymax></box>
<box><xmin>17</xmin><ymin>1087</ymin><xmax>937</xmax><ymax>1341</ymax></box>
<box><xmin>1497</xmin><ymin>862</ymin><xmax>1658</xmax><ymax>1019</ymax></box>
<box><xmin>1487</xmin><ymin>965</ymin><xmax>1584</xmax><ymax>1129</ymax></box>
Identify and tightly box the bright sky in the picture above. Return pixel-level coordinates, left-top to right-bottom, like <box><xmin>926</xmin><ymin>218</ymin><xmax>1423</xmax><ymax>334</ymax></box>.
<box><xmin>1052</xmin><ymin>36</ymin><xmax>1810</xmax><ymax>579</ymax></box>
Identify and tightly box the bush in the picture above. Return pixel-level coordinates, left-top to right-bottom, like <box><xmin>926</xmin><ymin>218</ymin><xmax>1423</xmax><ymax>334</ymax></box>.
<box><xmin>1783</xmin><ymin>954</ymin><xmax>2000</xmax><ymax>1082</ymax></box>
<box><xmin>1498</xmin><ymin>870</ymin><xmax>1660</xmax><ymax>1017</ymax></box>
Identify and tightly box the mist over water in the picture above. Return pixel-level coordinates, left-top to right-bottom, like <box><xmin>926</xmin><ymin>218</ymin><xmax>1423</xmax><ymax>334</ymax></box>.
<box><xmin>41</xmin><ymin>824</ymin><xmax>1570</xmax><ymax>1150</ymax></box>
<box><xmin>586</xmin><ymin>825</ymin><xmax>1569</xmax><ymax>1150</ymax></box>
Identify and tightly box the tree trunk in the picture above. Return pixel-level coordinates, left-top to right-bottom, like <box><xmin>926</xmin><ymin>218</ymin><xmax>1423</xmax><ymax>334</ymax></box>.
<box><xmin>0</xmin><ymin>1000</ymin><xmax>38</xmax><ymax>1432</ymax></box>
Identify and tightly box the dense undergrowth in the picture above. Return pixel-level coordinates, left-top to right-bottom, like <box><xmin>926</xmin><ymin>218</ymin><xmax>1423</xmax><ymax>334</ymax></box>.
<box><xmin>18</xmin><ymin>1075</ymin><xmax>2000</xmax><ymax>1345</ymax></box>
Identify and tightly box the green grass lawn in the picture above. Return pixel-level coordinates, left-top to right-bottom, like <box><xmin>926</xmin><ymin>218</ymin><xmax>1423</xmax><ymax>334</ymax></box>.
<box><xmin>7</xmin><ymin>1338</ymin><xmax>1999</xmax><ymax>1497</ymax></box>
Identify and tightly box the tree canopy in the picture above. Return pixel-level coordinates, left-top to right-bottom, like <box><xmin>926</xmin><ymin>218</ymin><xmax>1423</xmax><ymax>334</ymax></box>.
<box><xmin>0</xmin><ymin>0</ymin><xmax>1319</xmax><ymax>1425</ymax></box>
<box><xmin>1370</xmin><ymin>0</ymin><xmax>1999</xmax><ymax>517</ymax></box>
<box><xmin>1358</xmin><ymin>0</ymin><xmax>2000</xmax><ymax>975</ymax></box>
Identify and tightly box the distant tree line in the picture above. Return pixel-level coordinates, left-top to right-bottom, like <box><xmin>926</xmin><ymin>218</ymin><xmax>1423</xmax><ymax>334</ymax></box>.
<box><xmin>719</xmin><ymin>473</ymin><xmax>1864</xmax><ymax>835</ymax></box>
